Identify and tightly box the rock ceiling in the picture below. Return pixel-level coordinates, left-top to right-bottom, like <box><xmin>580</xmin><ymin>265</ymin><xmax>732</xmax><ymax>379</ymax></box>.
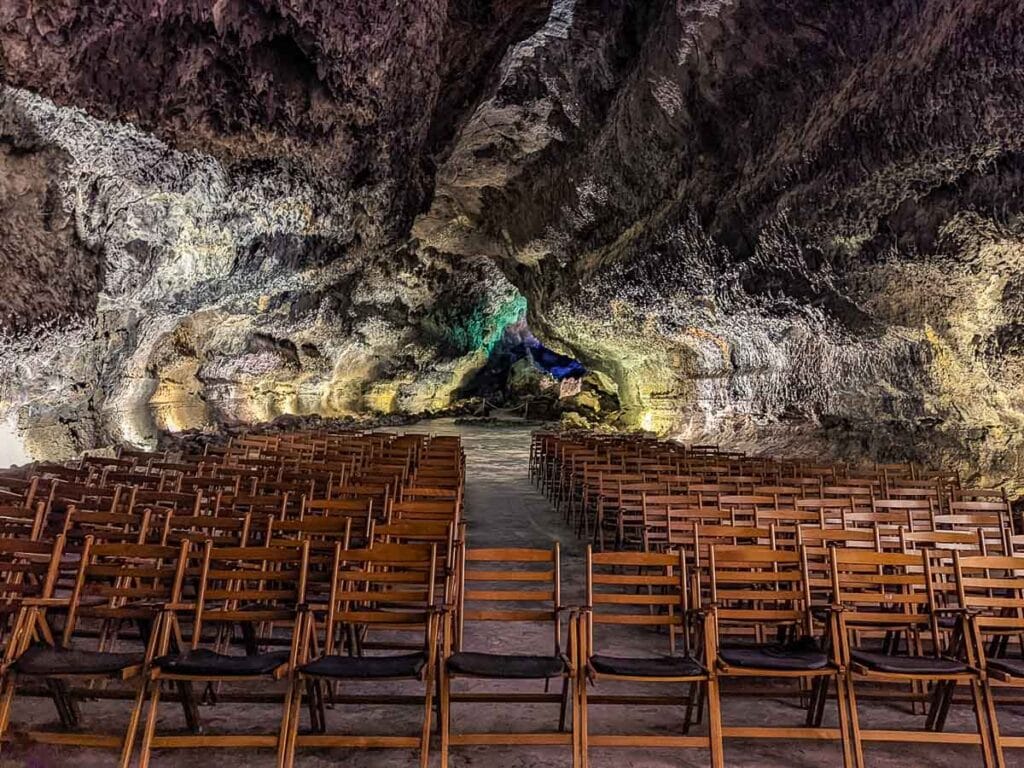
<box><xmin>1</xmin><ymin>0</ymin><xmax>1023</xmax><ymax>487</ymax></box>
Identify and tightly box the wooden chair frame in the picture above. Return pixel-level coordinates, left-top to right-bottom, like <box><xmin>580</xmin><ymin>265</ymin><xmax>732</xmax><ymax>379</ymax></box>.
<box><xmin>831</xmin><ymin>547</ymin><xmax>996</xmax><ymax>768</ymax></box>
<box><xmin>0</xmin><ymin>536</ymin><xmax>188</xmax><ymax>767</ymax></box>
<box><xmin>439</xmin><ymin>545</ymin><xmax>575</xmax><ymax>766</ymax></box>
<box><xmin>577</xmin><ymin>546</ymin><xmax>720</xmax><ymax>767</ymax></box>
<box><xmin>135</xmin><ymin>541</ymin><xmax>310</xmax><ymax>768</ymax></box>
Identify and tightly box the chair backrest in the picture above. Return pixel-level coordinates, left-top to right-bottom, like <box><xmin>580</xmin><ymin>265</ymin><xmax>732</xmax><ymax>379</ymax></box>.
<box><xmin>794</xmin><ymin>497</ymin><xmax>851</xmax><ymax>527</ymax></box>
<box><xmin>829</xmin><ymin>547</ymin><xmax>935</xmax><ymax>634</ymax></box>
<box><xmin>63</xmin><ymin>506</ymin><xmax>152</xmax><ymax>548</ymax></box>
<box><xmin>585</xmin><ymin>547</ymin><xmax>688</xmax><ymax>656</ymax></box>
<box><xmin>160</xmin><ymin>511</ymin><xmax>252</xmax><ymax>548</ymax></box>
<box><xmin>708</xmin><ymin>545</ymin><xmax>810</xmax><ymax>641</ymax></box>
<box><xmin>390</xmin><ymin>499</ymin><xmax>458</xmax><ymax>524</ymax></box>
<box><xmin>63</xmin><ymin>538</ymin><xmax>189</xmax><ymax>647</ymax></box>
<box><xmin>901</xmin><ymin>527</ymin><xmax>986</xmax><ymax>612</ymax></box>
<box><xmin>694</xmin><ymin>523</ymin><xmax>775</xmax><ymax>568</ymax></box>
<box><xmin>215</xmin><ymin>492</ymin><xmax>290</xmax><ymax>522</ymax></box>
<box><xmin>0</xmin><ymin>535</ymin><xmax>65</xmax><ymax>620</ymax></box>
<box><xmin>191</xmin><ymin>542</ymin><xmax>310</xmax><ymax>649</ymax></box>
<box><xmin>180</xmin><ymin>475</ymin><xmax>244</xmax><ymax>497</ymax></box>
<box><xmin>954</xmin><ymin>552</ymin><xmax>1024</xmax><ymax>637</ymax></box>
<box><xmin>797</xmin><ymin>526</ymin><xmax>879</xmax><ymax>616</ymax></box>
<box><xmin>300</xmin><ymin>497</ymin><xmax>376</xmax><ymax>545</ymax></box>
<box><xmin>320</xmin><ymin>542</ymin><xmax>437</xmax><ymax>656</ymax></box>
<box><xmin>0</xmin><ymin>502</ymin><xmax>46</xmax><ymax>540</ymax></box>
<box><xmin>458</xmin><ymin>546</ymin><xmax>561</xmax><ymax>655</ymax></box>
<box><xmin>935</xmin><ymin>499</ymin><xmax>1009</xmax><ymax>553</ymax></box>
<box><xmin>401</xmin><ymin>486</ymin><xmax>459</xmax><ymax>502</ymax></box>
<box><xmin>640</xmin><ymin>493</ymin><xmax>704</xmax><ymax>552</ymax></box>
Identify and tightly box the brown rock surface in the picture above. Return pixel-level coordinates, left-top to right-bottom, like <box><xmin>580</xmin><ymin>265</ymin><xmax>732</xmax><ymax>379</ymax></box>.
<box><xmin>2</xmin><ymin>0</ymin><xmax>1024</xmax><ymax>487</ymax></box>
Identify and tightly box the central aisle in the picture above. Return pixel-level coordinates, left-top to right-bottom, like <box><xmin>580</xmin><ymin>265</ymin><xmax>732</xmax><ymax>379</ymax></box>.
<box><xmin>400</xmin><ymin>419</ymin><xmax>586</xmax><ymax>602</ymax></box>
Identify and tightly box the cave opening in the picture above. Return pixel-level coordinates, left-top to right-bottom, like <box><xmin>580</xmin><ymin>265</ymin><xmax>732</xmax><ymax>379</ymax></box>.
<box><xmin>457</xmin><ymin>318</ymin><xmax>615</xmax><ymax>423</ymax></box>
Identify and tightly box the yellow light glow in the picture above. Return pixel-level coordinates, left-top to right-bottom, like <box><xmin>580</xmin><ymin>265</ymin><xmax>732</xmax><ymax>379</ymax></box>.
<box><xmin>641</xmin><ymin>411</ymin><xmax>654</xmax><ymax>431</ymax></box>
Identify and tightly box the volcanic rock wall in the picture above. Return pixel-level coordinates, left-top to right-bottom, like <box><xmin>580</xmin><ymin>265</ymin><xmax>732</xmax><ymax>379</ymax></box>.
<box><xmin>3</xmin><ymin>0</ymin><xmax>1024</xmax><ymax>486</ymax></box>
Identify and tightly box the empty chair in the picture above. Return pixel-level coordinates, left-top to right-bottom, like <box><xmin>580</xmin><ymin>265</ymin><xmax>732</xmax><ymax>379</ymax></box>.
<box><xmin>706</xmin><ymin>545</ymin><xmax>853</xmax><ymax>767</ymax></box>
<box><xmin>830</xmin><ymin>547</ymin><xmax>995</xmax><ymax>768</ymax></box>
<box><xmin>285</xmin><ymin>543</ymin><xmax>440</xmax><ymax>768</ymax></box>
<box><xmin>954</xmin><ymin>551</ymin><xmax>1024</xmax><ymax>767</ymax></box>
<box><xmin>577</xmin><ymin>546</ymin><xmax>719</xmax><ymax>766</ymax></box>
<box><xmin>0</xmin><ymin>537</ymin><xmax>188</xmax><ymax>766</ymax></box>
<box><xmin>136</xmin><ymin>541</ymin><xmax>310</xmax><ymax>767</ymax></box>
<box><xmin>439</xmin><ymin>545</ymin><xmax>574</xmax><ymax>766</ymax></box>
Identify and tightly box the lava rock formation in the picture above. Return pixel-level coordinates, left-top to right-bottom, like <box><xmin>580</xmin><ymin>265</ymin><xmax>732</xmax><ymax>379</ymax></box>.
<box><xmin>2</xmin><ymin>1</ymin><xmax>1023</xmax><ymax>488</ymax></box>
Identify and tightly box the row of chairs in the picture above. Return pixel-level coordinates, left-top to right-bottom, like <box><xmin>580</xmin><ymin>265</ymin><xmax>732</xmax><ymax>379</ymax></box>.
<box><xmin>527</xmin><ymin>431</ymin><xmax>1023</xmax><ymax>767</ymax></box>
<box><xmin>531</xmin><ymin>432</ymin><xmax>1018</xmax><ymax>555</ymax></box>
<box><xmin>21</xmin><ymin>527</ymin><xmax>1024</xmax><ymax>768</ymax></box>
<box><xmin>0</xmin><ymin>429</ymin><xmax>467</xmax><ymax>766</ymax></box>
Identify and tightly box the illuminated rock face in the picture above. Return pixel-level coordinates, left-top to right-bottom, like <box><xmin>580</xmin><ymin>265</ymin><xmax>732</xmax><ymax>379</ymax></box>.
<box><xmin>3</xmin><ymin>1</ymin><xmax>1024</xmax><ymax>486</ymax></box>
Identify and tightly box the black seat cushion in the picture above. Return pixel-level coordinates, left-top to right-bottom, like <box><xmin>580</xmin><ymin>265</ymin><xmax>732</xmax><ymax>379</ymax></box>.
<box><xmin>850</xmin><ymin>649</ymin><xmax>967</xmax><ymax>675</ymax></box>
<box><xmin>985</xmin><ymin>657</ymin><xmax>1024</xmax><ymax>678</ymax></box>
<box><xmin>719</xmin><ymin>638</ymin><xmax>830</xmax><ymax>671</ymax></box>
<box><xmin>589</xmin><ymin>654</ymin><xmax>704</xmax><ymax>678</ymax></box>
<box><xmin>301</xmin><ymin>652</ymin><xmax>426</xmax><ymax>680</ymax></box>
<box><xmin>447</xmin><ymin>652</ymin><xmax>566</xmax><ymax>679</ymax></box>
<box><xmin>12</xmin><ymin>644</ymin><xmax>143</xmax><ymax>677</ymax></box>
<box><xmin>154</xmin><ymin>648</ymin><xmax>290</xmax><ymax>677</ymax></box>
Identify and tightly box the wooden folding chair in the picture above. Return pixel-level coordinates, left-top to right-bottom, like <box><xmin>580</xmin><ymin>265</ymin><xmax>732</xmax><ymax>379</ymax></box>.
<box><xmin>831</xmin><ymin>547</ymin><xmax>996</xmax><ymax>768</ymax></box>
<box><xmin>706</xmin><ymin>544</ymin><xmax>853</xmax><ymax>766</ymax></box>
<box><xmin>0</xmin><ymin>537</ymin><xmax>188</xmax><ymax>767</ymax></box>
<box><xmin>954</xmin><ymin>552</ymin><xmax>1024</xmax><ymax>768</ymax></box>
<box><xmin>0</xmin><ymin>502</ymin><xmax>46</xmax><ymax>541</ymax></box>
<box><xmin>440</xmin><ymin>545</ymin><xmax>574</xmax><ymax>766</ymax></box>
<box><xmin>577</xmin><ymin>546</ymin><xmax>720</xmax><ymax>767</ymax></box>
<box><xmin>0</xmin><ymin>535</ymin><xmax>65</xmax><ymax>646</ymax></box>
<box><xmin>937</xmin><ymin>498</ymin><xmax>1012</xmax><ymax>554</ymax></box>
<box><xmin>285</xmin><ymin>542</ymin><xmax>440</xmax><ymax>768</ymax></box>
<box><xmin>135</xmin><ymin>541</ymin><xmax>310</xmax><ymax>767</ymax></box>
<box><xmin>301</xmin><ymin>496</ymin><xmax>376</xmax><ymax>544</ymax></box>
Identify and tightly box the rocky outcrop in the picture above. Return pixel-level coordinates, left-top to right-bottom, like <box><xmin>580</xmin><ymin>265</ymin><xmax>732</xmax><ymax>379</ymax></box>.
<box><xmin>0</xmin><ymin>86</ymin><xmax>524</xmax><ymax>459</ymax></box>
<box><xmin>3</xmin><ymin>0</ymin><xmax>1024</xmax><ymax>488</ymax></box>
<box><xmin>418</xmin><ymin>0</ymin><xmax>1024</xmax><ymax>487</ymax></box>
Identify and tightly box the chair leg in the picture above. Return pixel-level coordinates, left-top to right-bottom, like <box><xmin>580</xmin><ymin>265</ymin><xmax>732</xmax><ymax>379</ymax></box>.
<box><xmin>682</xmin><ymin>680</ymin><xmax>698</xmax><ymax>734</ymax></box>
<box><xmin>137</xmin><ymin>682</ymin><xmax>163</xmax><ymax>768</ymax></box>
<box><xmin>578</xmin><ymin>672</ymin><xmax>589</xmax><ymax>768</ymax></box>
<box><xmin>571</xmin><ymin>673</ymin><xmax>580</xmax><ymax>768</ymax></box>
<box><xmin>694</xmin><ymin>678</ymin><xmax>706</xmax><ymax>725</ymax></box>
<box><xmin>843</xmin><ymin>674</ymin><xmax>866</xmax><ymax>768</ymax></box>
<box><xmin>118</xmin><ymin>679</ymin><xmax>151</xmax><ymax>768</ymax></box>
<box><xmin>706</xmin><ymin>675</ymin><xmax>725</xmax><ymax>768</ymax></box>
<box><xmin>440</xmin><ymin>667</ymin><xmax>451</xmax><ymax>768</ymax></box>
<box><xmin>559</xmin><ymin>675</ymin><xmax>570</xmax><ymax>732</ymax></box>
<box><xmin>276</xmin><ymin>681</ymin><xmax>295</xmax><ymax>768</ymax></box>
<box><xmin>420</xmin><ymin>674</ymin><xmax>435</xmax><ymax>768</ymax></box>
<box><xmin>980</xmin><ymin>679</ymin><xmax>1007</xmax><ymax>768</ymax></box>
<box><xmin>833</xmin><ymin>673</ymin><xmax>855</xmax><ymax>768</ymax></box>
<box><xmin>300</xmin><ymin>679</ymin><xmax>315</xmax><ymax>734</ymax></box>
<box><xmin>927</xmin><ymin>679</ymin><xmax>955</xmax><ymax>731</ymax></box>
<box><xmin>0</xmin><ymin>678</ymin><xmax>18</xmax><ymax>741</ymax></box>
<box><xmin>283</xmin><ymin>676</ymin><xmax>306</xmax><ymax>768</ymax></box>
<box><xmin>968</xmin><ymin>678</ymin><xmax>998</xmax><ymax>768</ymax></box>
<box><xmin>807</xmin><ymin>674</ymin><xmax>829</xmax><ymax>727</ymax></box>
<box><xmin>47</xmin><ymin>679</ymin><xmax>79</xmax><ymax>729</ymax></box>
<box><xmin>177</xmin><ymin>680</ymin><xmax>202</xmax><ymax>733</ymax></box>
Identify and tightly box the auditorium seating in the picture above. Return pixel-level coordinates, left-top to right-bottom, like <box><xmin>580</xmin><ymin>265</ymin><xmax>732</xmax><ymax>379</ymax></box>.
<box><xmin>534</xmin><ymin>429</ymin><xmax>1019</xmax><ymax>767</ymax></box>
<box><xmin>0</xmin><ymin>425</ymin><xmax>1020</xmax><ymax>767</ymax></box>
<box><xmin>0</xmin><ymin>429</ymin><xmax>465</xmax><ymax>767</ymax></box>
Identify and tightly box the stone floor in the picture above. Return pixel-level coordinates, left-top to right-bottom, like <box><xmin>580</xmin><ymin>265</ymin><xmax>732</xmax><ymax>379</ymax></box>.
<box><xmin>0</xmin><ymin>420</ymin><xmax>1018</xmax><ymax>766</ymax></box>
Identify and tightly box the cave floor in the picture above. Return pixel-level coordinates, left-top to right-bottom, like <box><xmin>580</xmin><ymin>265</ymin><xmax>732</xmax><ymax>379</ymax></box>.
<box><xmin>2</xmin><ymin>419</ymin><xmax>1019</xmax><ymax>767</ymax></box>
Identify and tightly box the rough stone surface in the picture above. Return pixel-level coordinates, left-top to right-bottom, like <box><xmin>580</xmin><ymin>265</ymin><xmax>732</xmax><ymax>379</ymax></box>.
<box><xmin>3</xmin><ymin>0</ymin><xmax>1024</xmax><ymax>488</ymax></box>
